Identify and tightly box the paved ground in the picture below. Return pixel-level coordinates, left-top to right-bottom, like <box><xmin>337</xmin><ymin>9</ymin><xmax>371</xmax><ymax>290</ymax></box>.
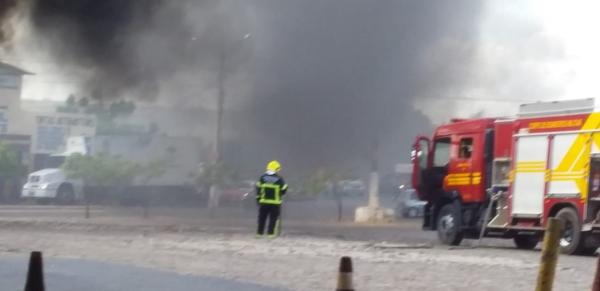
<box><xmin>0</xmin><ymin>255</ymin><xmax>284</xmax><ymax>291</ymax></box>
<box><xmin>0</xmin><ymin>202</ymin><xmax>596</xmax><ymax>290</ymax></box>
<box><xmin>0</xmin><ymin>196</ymin><xmax>435</xmax><ymax>244</ymax></box>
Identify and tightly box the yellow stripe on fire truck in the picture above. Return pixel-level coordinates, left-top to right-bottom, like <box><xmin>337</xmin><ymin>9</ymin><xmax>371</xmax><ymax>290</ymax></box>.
<box><xmin>446</xmin><ymin>172</ymin><xmax>482</xmax><ymax>186</ymax></box>
<box><xmin>515</xmin><ymin>161</ymin><xmax>546</xmax><ymax>173</ymax></box>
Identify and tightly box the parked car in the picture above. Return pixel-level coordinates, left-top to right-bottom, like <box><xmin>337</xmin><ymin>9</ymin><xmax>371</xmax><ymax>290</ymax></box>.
<box><xmin>395</xmin><ymin>188</ymin><xmax>426</xmax><ymax>218</ymax></box>
<box><xmin>337</xmin><ymin>180</ymin><xmax>366</xmax><ymax>196</ymax></box>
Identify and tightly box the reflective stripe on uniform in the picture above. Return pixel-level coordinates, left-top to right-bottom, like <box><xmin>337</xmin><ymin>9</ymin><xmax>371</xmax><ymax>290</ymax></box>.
<box><xmin>259</xmin><ymin>183</ymin><xmax>282</xmax><ymax>204</ymax></box>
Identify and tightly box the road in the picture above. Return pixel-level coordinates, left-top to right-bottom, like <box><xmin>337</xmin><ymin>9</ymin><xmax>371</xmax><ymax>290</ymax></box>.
<box><xmin>0</xmin><ymin>255</ymin><xmax>284</xmax><ymax>291</ymax></box>
<box><xmin>0</xmin><ymin>196</ymin><xmax>437</xmax><ymax>244</ymax></box>
<box><xmin>0</xmin><ymin>203</ymin><xmax>596</xmax><ymax>290</ymax></box>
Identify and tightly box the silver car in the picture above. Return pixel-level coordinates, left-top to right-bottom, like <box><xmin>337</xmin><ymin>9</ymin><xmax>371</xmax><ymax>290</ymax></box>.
<box><xmin>395</xmin><ymin>188</ymin><xmax>426</xmax><ymax>218</ymax></box>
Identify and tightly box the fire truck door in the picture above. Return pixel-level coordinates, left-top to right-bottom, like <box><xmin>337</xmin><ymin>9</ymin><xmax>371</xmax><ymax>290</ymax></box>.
<box><xmin>453</xmin><ymin>136</ymin><xmax>475</xmax><ymax>201</ymax></box>
<box><xmin>588</xmin><ymin>156</ymin><xmax>600</xmax><ymax>200</ymax></box>
<box><xmin>587</xmin><ymin>156</ymin><xmax>600</xmax><ymax>220</ymax></box>
<box><xmin>512</xmin><ymin>135</ymin><xmax>548</xmax><ymax>217</ymax></box>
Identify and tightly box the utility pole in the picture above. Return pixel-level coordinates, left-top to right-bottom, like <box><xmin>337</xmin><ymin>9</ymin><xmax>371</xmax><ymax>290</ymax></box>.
<box><xmin>367</xmin><ymin>138</ymin><xmax>380</xmax><ymax>209</ymax></box>
<box><xmin>207</xmin><ymin>32</ymin><xmax>251</xmax><ymax>215</ymax></box>
<box><xmin>207</xmin><ymin>39</ymin><xmax>227</xmax><ymax>215</ymax></box>
<box><xmin>354</xmin><ymin>135</ymin><xmax>393</xmax><ymax>223</ymax></box>
<box><xmin>215</xmin><ymin>46</ymin><xmax>226</xmax><ymax>163</ymax></box>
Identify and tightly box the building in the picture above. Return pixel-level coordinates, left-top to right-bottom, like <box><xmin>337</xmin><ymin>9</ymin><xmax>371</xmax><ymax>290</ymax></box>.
<box><xmin>0</xmin><ymin>62</ymin><xmax>33</xmax><ymax>167</ymax></box>
<box><xmin>0</xmin><ymin>62</ymin><xmax>96</xmax><ymax>170</ymax></box>
<box><xmin>0</xmin><ymin>61</ymin><xmax>209</xmax><ymax>183</ymax></box>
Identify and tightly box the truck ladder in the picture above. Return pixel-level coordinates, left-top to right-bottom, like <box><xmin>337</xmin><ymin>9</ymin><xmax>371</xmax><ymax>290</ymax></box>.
<box><xmin>477</xmin><ymin>189</ymin><xmax>504</xmax><ymax>247</ymax></box>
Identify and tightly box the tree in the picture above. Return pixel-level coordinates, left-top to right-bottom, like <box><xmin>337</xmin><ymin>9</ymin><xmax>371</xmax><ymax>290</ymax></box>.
<box><xmin>0</xmin><ymin>144</ymin><xmax>26</xmax><ymax>179</ymax></box>
<box><xmin>57</xmin><ymin>94</ymin><xmax>80</xmax><ymax>113</ymax></box>
<box><xmin>109</xmin><ymin>100</ymin><xmax>136</xmax><ymax>118</ymax></box>
<box><xmin>0</xmin><ymin>143</ymin><xmax>26</xmax><ymax>202</ymax></box>
<box><xmin>301</xmin><ymin>168</ymin><xmax>351</xmax><ymax>196</ymax></box>
<box><xmin>66</xmin><ymin>94</ymin><xmax>77</xmax><ymax>107</ymax></box>
<box><xmin>195</xmin><ymin>162</ymin><xmax>232</xmax><ymax>192</ymax></box>
<box><xmin>137</xmin><ymin>160</ymin><xmax>166</xmax><ymax>218</ymax></box>
<box><xmin>78</xmin><ymin>97</ymin><xmax>90</xmax><ymax>107</ymax></box>
<box><xmin>61</xmin><ymin>154</ymin><xmax>140</xmax><ymax>187</ymax></box>
<box><xmin>139</xmin><ymin>160</ymin><xmax>166</xmax><ymax>185</ymax></box>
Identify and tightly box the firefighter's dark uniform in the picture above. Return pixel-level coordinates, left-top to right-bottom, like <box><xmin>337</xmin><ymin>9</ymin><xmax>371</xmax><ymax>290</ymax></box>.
<box><xmin>256</xmin><ymin>172</ymin><xmax>287</xmax><ymax>237</ymax></box>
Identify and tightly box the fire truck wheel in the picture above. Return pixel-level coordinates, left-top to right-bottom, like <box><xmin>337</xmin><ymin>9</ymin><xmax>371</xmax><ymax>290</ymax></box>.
<box><xmin>437</xmin><ymin>204</ymin><xmax>463</xmax><ymax>246</ymax></box>
<box><xmin>513</xmin><ymin>235</ymin><xmax>539</xmax><ymax>250</ymax></box>
<box><xmin>555</xmin><ymin>207</ymin><xmax>582</xmax><ymax>255</ymax></box>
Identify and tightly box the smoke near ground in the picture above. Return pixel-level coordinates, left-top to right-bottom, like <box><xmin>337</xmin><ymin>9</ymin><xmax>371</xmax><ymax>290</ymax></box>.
<box><xmin>0</xmin><ymin>1</ymin><xmax>487</xmax><ymax>176</ymax></box>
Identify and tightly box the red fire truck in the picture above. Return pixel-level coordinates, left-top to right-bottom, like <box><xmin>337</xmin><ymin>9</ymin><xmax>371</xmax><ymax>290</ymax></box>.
<box><xmin>412</xmin><ymin>98</ymin><xmax>600</xmax><ymax>254</ymax></box>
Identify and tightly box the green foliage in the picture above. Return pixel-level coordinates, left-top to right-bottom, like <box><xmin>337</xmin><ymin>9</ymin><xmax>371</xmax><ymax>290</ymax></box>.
<box><xmin>140</xmin><ymin>160</ymin><xmax>166</xmax><ymax>185</ymax></box>
<box><xmin>62</xmin><ymin>154</ymin><xmax>167</xmax><ymax>187</ymax></box>
<box><xmin>195</xmin><ymin>162</ymin><xmax>232</xmax><ymax>188</ymax></box>
<box><xmin>59</xmin><ymin>94</ymin><xmax>136</xmax><ymax>120</ymax></box>
<box><xmin>66</xmin><ymin>94</ymin><xmax>77</xmax><ymax>107</ymax></box>
<box><xmin>0</xmin><ymin>144</ymin><xmax>26</xmax><ymax>178</ymax></box>
<box><xmin>62</xmin><ymin>154</ymin><xmax>140</xmax><ymax>186</ymax></box>
<box><xmin>95</xmin><ymin>119</ymin><xmax>147</xmax><ymax>135</ymax></box>
<box><xmin>109</xmin><ymin>100</ymin><xmax>136</xmax><ymax>118</ymax></box>
<box><xmin>301</xmin><ymin>168</ymin><xmax>351</xmax><ymax>196</ymax></box>
<box><xmin>78</xmin><ymin>97</ymin><xmax>90</xmax><ymax>107</ymax></box>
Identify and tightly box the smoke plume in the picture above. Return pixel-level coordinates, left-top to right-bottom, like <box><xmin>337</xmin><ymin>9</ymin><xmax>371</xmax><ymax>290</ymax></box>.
<box><xmin>0</xmin><ymin>0</ymin><xmax>485</xmax><ymax>176</ymax></box>
<box><xmin>233</xmin><ymin>1</ymin><xmax>483</xmax><ymax>174</ymax></box>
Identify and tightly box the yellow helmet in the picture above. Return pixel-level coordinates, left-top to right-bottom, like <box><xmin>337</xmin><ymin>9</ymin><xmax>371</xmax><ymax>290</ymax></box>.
<box><xmin>266</xmin><ymin>160</ymin><xmax>281</xmax><ymax>172</ymax></box>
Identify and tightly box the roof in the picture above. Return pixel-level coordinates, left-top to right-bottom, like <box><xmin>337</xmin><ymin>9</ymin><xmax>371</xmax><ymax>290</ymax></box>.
<box><xmin>29</xmin><ymin>168</ymin><xmax>62</xmax><ymax>176</ymax></box>
<box><xmin>0</xmin><ymin>61</ymin><xmax>32</xmax><ymax>75</ymax></box>
<box><xmin>435</xmin><ymin>118</ymin><xmax>496</xmax><ymax>136</ymax></box>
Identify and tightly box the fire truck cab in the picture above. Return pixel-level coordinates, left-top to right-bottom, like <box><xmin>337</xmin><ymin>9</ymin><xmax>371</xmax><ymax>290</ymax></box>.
<box><xmin>412</xmin><ymin>98</ymin><xmax>600</xmax><ymax>254</ymax></box>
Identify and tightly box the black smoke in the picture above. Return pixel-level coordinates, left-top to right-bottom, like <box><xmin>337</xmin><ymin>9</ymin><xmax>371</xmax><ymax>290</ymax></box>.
<box><xmin>231</xmin><ymin>0</ymin><xmax>483</xmax><ymax>175</ymax></box>
<box><xmin>24</xmin><ymin>0</ymin><xmax>238</xmax><ymax>100</ymax></box>
<box><xmin>0</xmin><ymin>0</ymin><xmax>18</xmax><ymax>44</ymax></box>
<box><xmin>0</xmin><ymin>0</ymin><xmax>483</xmax><ymax>177</ymax></box>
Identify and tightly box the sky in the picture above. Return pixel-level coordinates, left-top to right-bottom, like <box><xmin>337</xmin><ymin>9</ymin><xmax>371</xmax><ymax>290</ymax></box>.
<box><xmin>416</xmin><ymin>0</ymin><xmax>600</xmax><ymax>123</ymax></box>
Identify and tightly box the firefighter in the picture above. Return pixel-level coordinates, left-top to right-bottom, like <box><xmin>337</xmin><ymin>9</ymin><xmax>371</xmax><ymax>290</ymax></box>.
<box><xmin>256</xmin><ymin>160</ymin><xmax>288</xmax><ymax>238</ymax></box>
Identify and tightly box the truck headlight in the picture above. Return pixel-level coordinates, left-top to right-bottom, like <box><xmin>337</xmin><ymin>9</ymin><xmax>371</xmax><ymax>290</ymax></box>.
<box><xmin>39</xmin><ymin>184</ymin><xmax>49</xmax><ymax>190</ymax></box>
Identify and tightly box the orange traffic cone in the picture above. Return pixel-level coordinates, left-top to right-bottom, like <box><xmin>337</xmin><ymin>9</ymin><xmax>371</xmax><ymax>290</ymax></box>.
<box><xmin>24</xmin><ymin>251</ymin><xmax>45</xmax><ymax>291</ymax></box>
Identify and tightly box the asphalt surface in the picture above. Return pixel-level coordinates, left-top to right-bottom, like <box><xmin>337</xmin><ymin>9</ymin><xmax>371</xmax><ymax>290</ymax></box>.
<box><xmin>0</xmin><ymin>196</ymin><xmax>438</xmax><ymax>244</ymax></box>
<box><xmin>0</xmin><ymin>255</ymin><xmax>286</xmax><ymax>291</ymax></box>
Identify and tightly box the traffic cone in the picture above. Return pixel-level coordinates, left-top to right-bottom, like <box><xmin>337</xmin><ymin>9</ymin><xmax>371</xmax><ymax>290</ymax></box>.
<box><xmin>24</xmin><ymin>251</ymin><xmax>45</xmax><ymax>291</ymax></box>
<box><xmin>336</xmin><ymin>256</ymin><xmax>354</xmax><ymax>291</ymax></box>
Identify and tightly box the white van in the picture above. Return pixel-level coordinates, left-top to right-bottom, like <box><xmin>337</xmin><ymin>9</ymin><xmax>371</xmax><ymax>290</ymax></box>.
<box><xmin>21</xmin><ymin>168</ymin><xmax>82</xmax><ymax>203</ymax></box>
